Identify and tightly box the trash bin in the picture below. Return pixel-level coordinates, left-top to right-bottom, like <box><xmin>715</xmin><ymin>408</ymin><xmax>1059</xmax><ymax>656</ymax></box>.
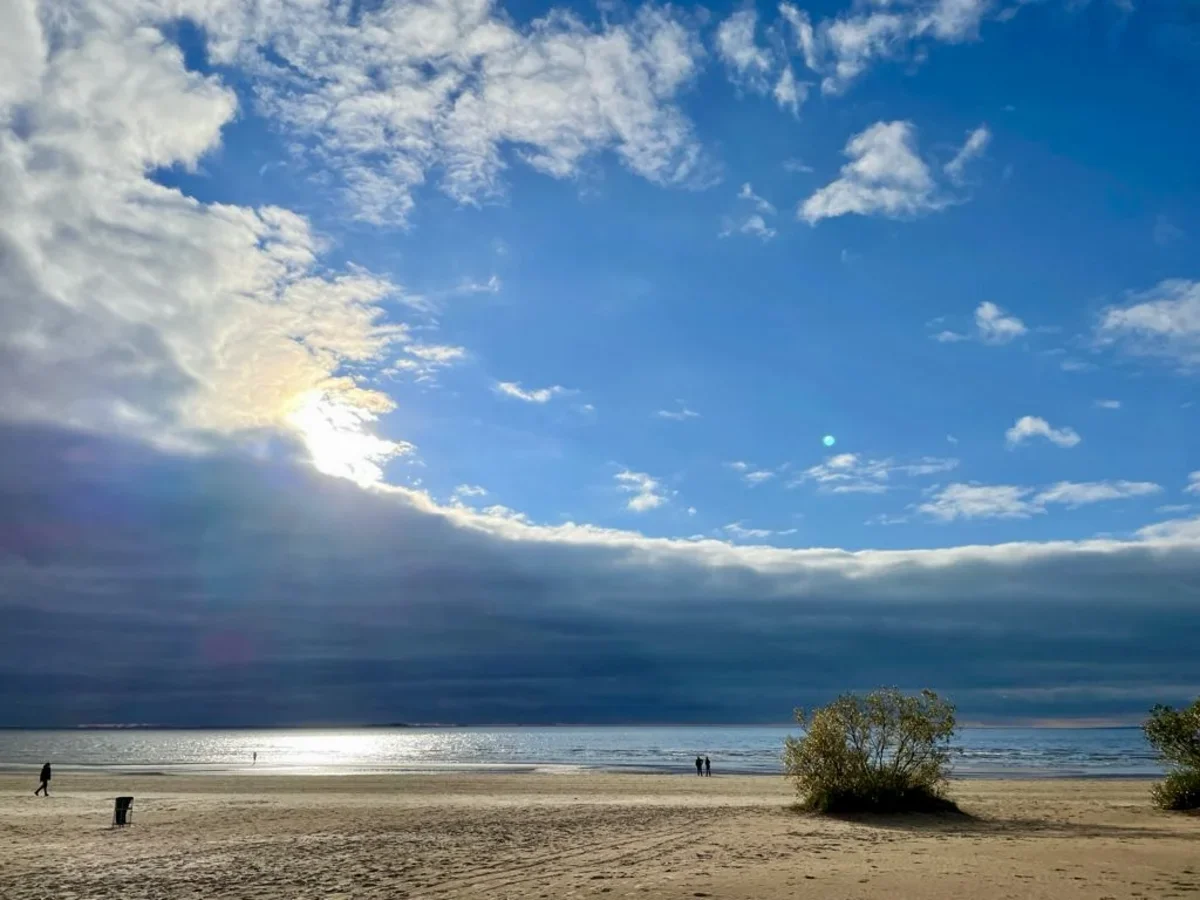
<box><xmin>113</xmin><ymin>796</ymin><xmax>134</xmax><ymax>827</ymax></box>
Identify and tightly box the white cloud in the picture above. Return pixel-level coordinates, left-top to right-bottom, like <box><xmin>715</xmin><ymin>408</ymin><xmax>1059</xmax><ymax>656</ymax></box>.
<box><xmin>794</xmin><ymin>453</ymin><xmax>958</xmax><ymax>493</ymax></box>
<box><xmin>975</xmin><ymin>301</ymin><xmax>1027</xmax><ymax>343</ymax></box>
<box><xmin>947</xmin><ymin>434</ymin><xmax>959</xmax><ymax>444</ymax></box>
<box><xmin>781</xmin><ymin>0</ymin><xmax>994</xmax><ymax>95</ymax></box>
<box><xmin>716</xmin><ymin>9</ymin><xmax>775</xmax><ymax>93</ymax></box>
<box><xmin>902</xmin><ymin>458</ymin><xmax>964</xmax><ymax>477</ymax></box>
<box><xmin>1095</xmin><ymin>399</ymin><xmax>1122</xmax><ymax>410</ymax></box>
<box><xmin>724</xmin><ymin>183</ymin><xmax>779</xmax><ymax>240</ymax></box>
<box><xmin>219</xmin><ymin>0</ymin><xmax>711</xmax><ymax>224</ymax></box>
<box><xmin>407</xmin><ymin>344</ymin><xmax>467</xmax><ymax>364</ymax></box>
<box><xmin>925</xmin><ymin>0</ymin><xmax>994</xmax><ymax>40</ymax></box>
<box><xmin>726</xmin><ymin>461</ymin><xmax>777</xmax><ymax>486</ymax></box>
<box><xmin>714</xmin><ymin>10</ymin><xmax>808</xmax><ymax>115</ymax></box>
<box><xmin>656</xmin><ymin>404</ymin><xmax>701</xmax><ymax>421</ymax></box>
<box><xmin>1096</xmin><ymin>279</ymin><xmax>1200</xmax><ymax>368</ymax></box>
<box><xmin>390</xmin><ymin>343</ymin><xmax>468</xmax><ymax>382</ymax></box>
<box><xmin>866</xmin><ymin>512</ymin><xmax>911</xmax><ymax>526</ymax></box>
<box><xmin>723</xmin><ymin>521</ymin><xmax>773</xmax><ymax>540</ymax></box>
<box><xmin>494</xmin><ymin>381</ymin><xmax>572</xmax><ymax>403</ymax></box>
<box><xmin>615</xmin><ymin>469</ymin><xmax>669</xmax><ymax>512</ymax></box>
<box><xmin>480</xmin><ymin>504</ymin><xmax>531</xmax><ymax>524</ymax></box>
<box><xmin>738</xmin><ymin>183</ymin><xmax>776</xmax><ymax>215</ymax></box>
<box><xmin>720</xmin><ymin>214</ymin><xmax>777</xmax><ymax>241</ymax></box>
<box><xmin>1005</xmin><ymin>416</ymin><xmax>1081</xmax><ymax>449</ymax></box>
<box><xmin>453</xmin><ymin>484</ymin><xmax>488</xmax><ymax>499</ymax></box>
<box><xmin>800</xmin><ymin>121</ymin><xmax>983</xmax><ymax>224</ymax></box>
<box><xmin>1187</xmin><ymin>472</ymin><xmax>1200</xmax><ymax>495</ymax></box>
<box><xmin>1032</xmin><ymin>481</ymin><xmax>1161</xmax><ymax>508</ymax></box>
<box><xmin>922</xmin><ymin>479</ymin><xmax>1161</xmax><ymax>521</ymax></box>
<box><xmin>817</xmin><ymin>11</ymin><xmax>912</xmax><ymax>94</ymax></box>
<box><xmin>930</xmin><ymin>301</ymin><xmax>1026</xmax><ymax>345</ymax></box>
<box><xmin>919</xmin><ymin>484</ymin><xmax>1041</xmax><ymax>521</ymax></box>
<box><xmin>0</xmin><ymin>3</ymin><xmax>417</xmax><ymax>487</ymax></box>
<box><xmin>783</xmin><ymin>157</ymin><xmax>814</xmax><ymax>174</ymax></box>
<box><xmin>944</xmin><ymin>125</ymin><xmax>991</xmax><ymax>183</ymax></box>
<box><xmin>723</xmin><ymin>521</ymin><xmax>798</xmax><ymax>541</ymax></box>
<box><xmin>455</xmin><ymin>275</ymin><xmax>502</xmax><ymax>295</ymax></box>
<box><xmin>773</xmin><ymin>66</ymin><xmax>808</xmax><ymax>115</ymax></box>
<box><xmin>687</xmin><ymin>506</ymin><xmax>697</xmax><ymax>516</ymax></box>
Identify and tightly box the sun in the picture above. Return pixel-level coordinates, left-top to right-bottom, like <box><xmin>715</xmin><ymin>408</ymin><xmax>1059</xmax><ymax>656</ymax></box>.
<box><xmin>286</xmin><ymin>391</ymin><xmax>401</xmax><ymax>488</ymax></box>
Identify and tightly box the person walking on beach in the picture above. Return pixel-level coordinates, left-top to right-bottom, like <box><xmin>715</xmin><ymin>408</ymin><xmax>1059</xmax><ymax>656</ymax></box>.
<box><xmin>252</xmin><ymin>752</ymin><xmax>257</xmax><ymax>766</ymax></box>
<box><xmin>34</xmin><ymin>762</ymin><xmax>51</xmax><ymax>796</ymax></box>
<box><xmin>695</xmin><ymin>755</ymin><xmax>703</xmax><ymax>776</ymax></box>
<box><xmin>704</xmin><ymin>756</ymin><xmax>711</xmax><ymax>777</ymax></box>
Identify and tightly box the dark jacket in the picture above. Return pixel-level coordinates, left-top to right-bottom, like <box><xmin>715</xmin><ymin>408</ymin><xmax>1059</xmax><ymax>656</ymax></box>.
<box><xmin>40</xmin><ymin>764</ymin><xmax>51</xmax><ymax>782</ymax></box>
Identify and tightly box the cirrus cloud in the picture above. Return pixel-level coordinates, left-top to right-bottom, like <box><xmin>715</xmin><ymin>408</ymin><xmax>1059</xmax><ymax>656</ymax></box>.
<box><xmin>919</xmin><ymin>479</ymin><xmax>1161</xmax><ymax>521</ymax></box>
<box><xmin>494</xmin><ymin>381</ymin><xmax>574</xmax><ymax>403</ymax></box>
<box><xmin>1096</xmin><ymin>279</ymin><xmax>1200</xmax><ymax>369</ymax></box>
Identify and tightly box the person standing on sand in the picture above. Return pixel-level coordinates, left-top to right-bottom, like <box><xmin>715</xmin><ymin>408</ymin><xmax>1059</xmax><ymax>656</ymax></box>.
<box><xmin>253</xmin><ymin>752</ymin><xmax>257</xmax><ymax>766</ymax></box>
<box><xmin>704</xmin><ymin>756</ymin><xmax>711</xmax><ymax>777</ymax></box>
<box><xmin>695</xmin><ymin>755</ymin><xmax>703</xmax><ymax>776</ymax></box>
<box><xmin>34</xmin><ymin>762</ymin><xmax>51</xmax><ymax>796</ymax></box>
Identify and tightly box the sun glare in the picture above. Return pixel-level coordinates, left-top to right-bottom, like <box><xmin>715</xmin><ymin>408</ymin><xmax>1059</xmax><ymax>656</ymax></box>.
<box><xmin>287</xmin><ymin>392</ymin><xmax>400</xmax><ymax>488</ymax></box>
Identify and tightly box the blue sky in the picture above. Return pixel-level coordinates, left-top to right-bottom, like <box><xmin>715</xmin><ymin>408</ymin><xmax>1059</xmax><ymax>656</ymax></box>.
<box><xmin>157</xmin><ymin>0</ymin><xmax>1199</xmax><ymax>551</ymax></box>
<box><xmin>1</xmin><ymin>0</ymin><xmax>1199</xmax><ymax>724</ymax></box>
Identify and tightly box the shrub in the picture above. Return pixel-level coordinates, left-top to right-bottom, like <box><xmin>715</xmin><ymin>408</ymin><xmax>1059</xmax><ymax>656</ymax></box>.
<box><xmin>783</xmin><ymin>688</ymin><xmax>960</xmax><ymax>814</ymax></box>
<box><xmin>1145</xmin><ymin>699</ymin><xmax>1200</xmax><ymax>811</ymax></box>
<box><xmin>1150</xmin><ymin>770</ymin><xmax>1200</xmax><ymax>812</ymax></box>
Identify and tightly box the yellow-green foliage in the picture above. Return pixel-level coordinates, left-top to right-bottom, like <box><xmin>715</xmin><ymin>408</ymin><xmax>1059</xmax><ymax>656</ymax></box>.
<box><xmin>1145</xmin><ymin>699</ymin><xmax>1200</xmax><ymax>811</ymax></box>
<box><xmin>784</xmin><ymin>688</ymin><xmax>959</xmax><ymax>814</ymax></box>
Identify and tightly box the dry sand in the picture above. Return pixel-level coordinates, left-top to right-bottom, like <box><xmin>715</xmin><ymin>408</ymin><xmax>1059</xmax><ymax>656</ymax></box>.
<box><xmin>2</xmin><ymin>773</ymin><xmax>1198</xmax><ymax>899</ymax></box>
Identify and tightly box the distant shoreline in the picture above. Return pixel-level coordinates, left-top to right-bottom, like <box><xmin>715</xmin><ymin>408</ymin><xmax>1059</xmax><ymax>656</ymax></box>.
<box><xmin>0</xmin><ymin>723</ymin><xmax>1147</xmax><ymax>731</ymax></box>
<box><xmin>0</xmin><ymin>763</ymin><xmax>1161</xmax><ymax>780</ymax></box>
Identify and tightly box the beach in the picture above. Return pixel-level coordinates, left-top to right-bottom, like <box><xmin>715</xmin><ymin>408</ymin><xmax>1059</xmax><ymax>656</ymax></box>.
<box><xmin>2</xmin><ymin>773</ymin><xmax>1197</xmax><ymax>899</ymax></box>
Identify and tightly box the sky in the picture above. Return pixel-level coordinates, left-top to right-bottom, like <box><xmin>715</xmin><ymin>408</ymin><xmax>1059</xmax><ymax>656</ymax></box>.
<box><xmin>1</xmin><ymin>0</ymin><xmax>1199</xmax><ymax>727</ymax></box>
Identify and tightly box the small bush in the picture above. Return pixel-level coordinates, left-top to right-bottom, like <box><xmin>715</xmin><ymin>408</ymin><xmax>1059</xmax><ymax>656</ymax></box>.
<box><xmin>1150</xmin><ymin>770</ymin><xmax>1200</xmax><ymax>812</ymax></box>
<box><xmin>1144</xmin><ymin>699</ymin><xmax>1200</xmax><ymax>811</ymax></box>
<box><xmin>784</xmin><ymin>688</ymin><xmax>960</xmax><ymax>815</ymax></box>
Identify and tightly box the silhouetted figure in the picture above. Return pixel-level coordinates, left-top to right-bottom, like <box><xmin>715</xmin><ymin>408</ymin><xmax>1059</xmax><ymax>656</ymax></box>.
<box><xmin>252</xmin><ymin>752</ymin><xmax>257</xmax><ymax>766</ymax></box>
<box><xmin>34</xmin><ymin>762</ymin><xmax>51</xmax><ymax>796</ymax></box>
<box><xmin>695</xmin><ymin>755</ymin><xmax>703</xmax><ymax>776</ymax></box>
<box><xmin>704</xmin><ymin>756</ymin><xmax>711</xmax><ymax>777</ymax></box>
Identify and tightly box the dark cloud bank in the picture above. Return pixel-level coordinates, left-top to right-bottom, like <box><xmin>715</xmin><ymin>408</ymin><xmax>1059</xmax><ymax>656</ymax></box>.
<box><xmin>1</xmin><ymin>424</ymin><xmax>1198</xmax><ymax>728</ymax></box>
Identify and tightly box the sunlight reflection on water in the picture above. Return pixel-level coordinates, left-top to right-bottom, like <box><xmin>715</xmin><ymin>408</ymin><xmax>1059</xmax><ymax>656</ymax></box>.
<box><xmin>0</xmin><ymin>726</ymin><xmax>1160</xmax><ymax>777</ymax></box>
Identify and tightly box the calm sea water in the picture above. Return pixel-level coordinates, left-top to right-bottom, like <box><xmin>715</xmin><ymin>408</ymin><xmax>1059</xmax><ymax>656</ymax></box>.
<box><xmin>0</xmin><ymin>726</ymin><xmax>1160</xmax><ymax>778</ymax></box>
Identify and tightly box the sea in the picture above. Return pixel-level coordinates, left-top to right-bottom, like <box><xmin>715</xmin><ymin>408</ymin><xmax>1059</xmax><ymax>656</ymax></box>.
<box><xmin>0</xmin><ymin>726</ymin><xmax>1161</xmax><ymax>778</ymax></box>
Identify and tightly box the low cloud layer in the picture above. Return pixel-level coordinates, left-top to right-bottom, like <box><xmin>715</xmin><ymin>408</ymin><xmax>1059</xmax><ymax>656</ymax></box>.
<box><xmin>2</xmin><ymin>425</ymin><xmax>1198</xmax><ymax>726</ymax></box>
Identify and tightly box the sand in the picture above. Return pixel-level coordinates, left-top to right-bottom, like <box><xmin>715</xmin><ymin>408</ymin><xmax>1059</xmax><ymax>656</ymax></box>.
<box><xmin>2</xmin><ymin>773</ymin><xmax>1198</xmax><ymax>899</ymax></box>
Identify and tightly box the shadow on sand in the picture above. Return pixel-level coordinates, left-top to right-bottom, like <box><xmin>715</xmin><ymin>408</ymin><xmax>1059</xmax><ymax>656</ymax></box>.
<box><xmin>792</xmin><ymin>806</ymin><xmax>1199</xmax><ymax>841</ymax></box>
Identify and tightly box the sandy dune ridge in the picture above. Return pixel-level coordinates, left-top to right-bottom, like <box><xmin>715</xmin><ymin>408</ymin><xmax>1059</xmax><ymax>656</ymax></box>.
<box><xmin>2</xmin><ymin>774</ymin><xmax>1198</xmax><ymax>899</ymax></box>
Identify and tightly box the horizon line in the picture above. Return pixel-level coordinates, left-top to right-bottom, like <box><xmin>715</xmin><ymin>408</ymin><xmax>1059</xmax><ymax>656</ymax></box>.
<box><xmin>0</xmin><ymin>719</ymin><xmax>1147</xmax><ymax>731</ymax></box>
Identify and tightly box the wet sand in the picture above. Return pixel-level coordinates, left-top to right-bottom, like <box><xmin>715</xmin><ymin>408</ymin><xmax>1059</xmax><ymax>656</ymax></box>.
<box><xmin>2</xmin><ymin>773</ymin><xmax>1198</xmax><ymax>899</ymax></box>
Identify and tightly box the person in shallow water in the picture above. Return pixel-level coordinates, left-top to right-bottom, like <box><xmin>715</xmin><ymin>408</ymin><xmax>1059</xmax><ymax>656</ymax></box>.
<box><xmin>695</xmin><ymin>755</ymin><xmax>703</xmax><ymax>776</ymax></box>
<box><xmin>704</xmin><ymin>756</ymin><xmax>711</xmax><ymax>777</ymax></box>
<box><xmin>34</xmin><ymin>762</ymin><xmax>51</xmax><ymax>796</ymax></box>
